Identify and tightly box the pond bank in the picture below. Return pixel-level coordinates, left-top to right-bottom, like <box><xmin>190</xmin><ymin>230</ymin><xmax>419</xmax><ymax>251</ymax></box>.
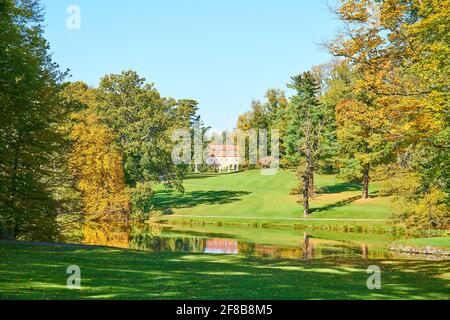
<box><xmin>389</xmin><ymin>246</ymin><xmax>450</xmax><ymax>256</ymax></box>
<box><xmin>389</xmin><ymin>237</ymin><xmax>450</xmax><ymax>257</ymax></box>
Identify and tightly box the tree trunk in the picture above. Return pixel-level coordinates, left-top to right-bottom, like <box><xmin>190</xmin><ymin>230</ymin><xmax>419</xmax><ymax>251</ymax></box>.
<box><xmin>303</xmin><ymin>233</ymin><xmax>310</xmax><ymax>259</ymax></box>
<box><xmin>362</xmin><ymin>167</ymin><xmax>369</xmax><ymax>199</ymax></box>
<box><xmin>308</xmin><ymin>166</ymin><xmax>315</xmax><ymax>196</ymax></box>
<box><xmin>303</xmin><ymin>196</ymin><xmax>309</xmax><ymax>217</ymax></box>
<box><xmin>303</xmin><ymin>173</ymin><xmax>310</xmax><ymax>217</ymax></box>
<box><xmin>305</xmin><ymin>145</ymin><xmax>315</xmax><ymax>196</ymax></box>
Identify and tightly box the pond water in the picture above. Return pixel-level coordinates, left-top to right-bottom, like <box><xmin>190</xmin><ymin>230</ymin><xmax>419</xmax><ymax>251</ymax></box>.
<box><xmin>58</xmin><ymin>221</ymin><xmax>448</xmax><ymax>261</ymax></box>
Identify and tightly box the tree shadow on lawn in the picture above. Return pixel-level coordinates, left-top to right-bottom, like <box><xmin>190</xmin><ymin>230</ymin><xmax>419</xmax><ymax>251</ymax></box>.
<box><xmin>152</xmin><ymin>190</ymin><xmax>251</xmax><ymax>215</ymax></box>
<box><xmin>312</xmin><ymin>181</ymin><xmax>381</xmax><ymax>213</ymax></box>
<box><xmin>318</xmin><ymin>181</ymin><xmax>362</xmax><ymax>194</ymax></box>
<box><xmin>183</xmin><ymin>173</ymin><xmax>223</xmax><ymax>181</ymax></box>
<box><xmin>184</xmin><ymin>171</ymin><xmax>244</xmax><ymax>181</ymax></box>
<box><xmin>1</xmin><ymin>243</ymin><xmax>448</xmax><ymax>300</ymax></box>
<box><xmin>311</xmin><ymin>196</ymin><xmax>362</xmax><ymax>213</ymax></box>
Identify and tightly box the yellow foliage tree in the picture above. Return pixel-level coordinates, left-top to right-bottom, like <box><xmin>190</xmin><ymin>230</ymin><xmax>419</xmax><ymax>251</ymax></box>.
<box><xmin>65</xmin><ymin>82</ymin><xmax>131</xmax><ymax>221</ymax></box>
<box><xmin>331</xmin><ymin>0</ymin><xmax>449</xmax><ymax>229</ymax></box>
<box><xmin>70</xmin><ymin>111</ymin><xmax>131</xmax><ymax>221</ymax></box>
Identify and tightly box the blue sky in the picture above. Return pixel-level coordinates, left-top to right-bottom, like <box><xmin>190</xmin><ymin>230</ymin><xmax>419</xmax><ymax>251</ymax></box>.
<box><xmin>41</xmin><ymin>0</ymin><xmax>341</xmax><ymax>130</ymax></box>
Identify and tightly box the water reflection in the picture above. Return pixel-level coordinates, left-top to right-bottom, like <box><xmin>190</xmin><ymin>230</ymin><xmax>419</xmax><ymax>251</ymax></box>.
<box><xmin>303</xmin><ymin>233</ymin><xmax>314</xmax><ymax>259</ymax></box>
<box><xmin>66</xmin><ymin>222</ymin><xmax>389</xmax><ymax>260</ymax></box>
<box><xmin>205</xmin><ymin>239</ymin><xmax>238</xmax><ymax>254</ymax></box>
<box><xmin>58</xmin><ymin>222</ymin><xmax>447</xmax><ymax>261</ymax></box>
<box><xmin>361</xmin><ymin>244</ymin><xmax>369</xmax><ymax>259</ymax></box>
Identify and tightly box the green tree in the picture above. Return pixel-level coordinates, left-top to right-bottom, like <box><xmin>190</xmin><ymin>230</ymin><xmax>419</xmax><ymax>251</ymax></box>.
<box><xmin>175</xmin><ymin>99</ymin><xmax>201</xmax><ymax>128</ymax></box>
<box><xmin>236</xmin><ymin>89</ymin><xmax>288</xmax><ymax>167</ymax></box>
<box><xmin>96</xmin><ymin>71</ymin><xmax>185</xmax><ymax>218</ymax></box>
<box><xmin>0</xmin><ymin>0</ymin><xmax>69</xmax><ymax>240</ymax></box>
<box><xmin>285</xmin><ymin>72</ymin><xmax>323</xmax><ymax>216</ymax></box>
<box><xmin>312</xmin><ymin>62</ymin><xmax>342</xmax><ymax>174</ymax></box>
<box><xmin>96</xmin><ymin>71</ymin><xmax>182</xmax><ymax>188</ymax></box>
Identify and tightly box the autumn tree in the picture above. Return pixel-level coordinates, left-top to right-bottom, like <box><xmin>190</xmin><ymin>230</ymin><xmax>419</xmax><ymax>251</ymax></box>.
<box><xmin>330</xmin><ymin>0</ymin><xmax>449</xmax><ymax>226</ymax></box>
<box><xmin>336</xmin><ymin>98</ymin><xmax>393</xmax><ymax>199</ymax></box>
<box><xmin>64</xmin><ymin>83</ymin><xmax>130</xmax><ymax>222</ymax></box>
<box><xmin>322</xmin><ymin>62</ymin><xmax>392</xmax><ymax>200</ymax></box>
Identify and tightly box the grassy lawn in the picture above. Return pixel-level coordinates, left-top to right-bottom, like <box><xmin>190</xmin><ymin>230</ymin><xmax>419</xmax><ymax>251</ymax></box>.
<box><xmin>0</xmin><ymin>242</ymin><xmax>448</xmax><ymax>300</ymax></box>
<box><xmin>152</xmin><ymin>170</ymin><xmax>392</xmax><ymax>225</ymax></box>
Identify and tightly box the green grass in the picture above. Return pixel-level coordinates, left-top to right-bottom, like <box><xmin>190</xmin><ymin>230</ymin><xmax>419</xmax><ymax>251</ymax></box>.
<box><xmin>0</xmin><ymin>242</ymin><xmax>448</xmax><ymax>300</ymax></box>
<box><xmin>152</xmin><ymin>170</ymin><xmax>392</xmax><ymax>225</ymax></box>
<box><xmin>392</xmin><ymin>237</ymin><xmax>450</xmax><ymax>250</ymax></box>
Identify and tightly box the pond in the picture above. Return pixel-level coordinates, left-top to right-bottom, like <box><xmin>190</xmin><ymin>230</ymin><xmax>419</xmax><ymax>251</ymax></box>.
<box><xmin>57</xmin><ymin>221</ymin><xmax>448</xmax><ymax>261</ymax></box>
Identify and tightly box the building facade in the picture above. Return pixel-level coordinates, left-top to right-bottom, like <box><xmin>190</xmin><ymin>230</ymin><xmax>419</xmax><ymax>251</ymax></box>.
<box><xmin>206</xmin><ymin>144</ymin><xmax>240</xmax><ymax>173</ymax></box>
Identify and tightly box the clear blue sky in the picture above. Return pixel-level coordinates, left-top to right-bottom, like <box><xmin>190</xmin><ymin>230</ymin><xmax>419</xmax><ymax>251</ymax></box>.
<box><xmin>41</xmin><ymin>0</ymin><xmax>341</xmax><ymax>130</ymax></box>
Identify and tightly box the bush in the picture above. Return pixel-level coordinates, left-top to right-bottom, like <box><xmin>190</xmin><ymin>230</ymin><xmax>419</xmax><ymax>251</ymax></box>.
<box><xmin>129</xmin><ymin>182</ymin><xmax>155</xmax><ymax>221</ymax></box>
<box><xmin>404</xmin><ymin>188</ymin><xmax>449</xmax><ymax>230</ymax></box>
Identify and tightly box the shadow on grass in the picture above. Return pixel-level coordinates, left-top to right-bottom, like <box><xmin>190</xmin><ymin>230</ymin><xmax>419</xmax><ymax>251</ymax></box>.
<box><xmin>183</xmin><ymin>173</ymin><xmax>222</xmax><ymax>180</ymax></box>
<box><xmin>318</xmin><ymin>181</ymin><xmax>361</xmax><ymax>194</ymax></box>
<box><xmin>311</xmin><ymin>196</ymin><xmax>362</xmax><ymax>213</ymax></box>
<box><xmin>313</xmin><ymin>181</ymin><xmax>383</xmax><ymax>213</ymax></box>
<box><xmin>183</xmin><ymin>171</ymin><xmax>245</xmax><ymax>181</ymax></box>
<box><xmin>0</xmin><ymin>242</ymin><xmax>448</xmax><ymax>300</ymax></box>
<box><xmin>152</xmin><ymin>190</ymin><xmax>251</xmax><ymax>215</ymax></box>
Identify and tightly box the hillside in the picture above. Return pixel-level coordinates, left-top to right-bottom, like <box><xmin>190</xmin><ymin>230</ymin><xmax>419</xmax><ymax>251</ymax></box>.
<box><xmin>152</xmin><ymin>170</ymin><xmax>392</xmax><ymax>224</ymax></box>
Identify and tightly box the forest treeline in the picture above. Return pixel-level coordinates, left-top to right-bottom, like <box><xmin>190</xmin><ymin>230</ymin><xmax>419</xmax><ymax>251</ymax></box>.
<box><xmin>0</xmin><ymin>0</ymin><xmax>202</xmax><ymax>240</ymax></box>
<box><xmin>0</xmin><ymin>0</ymin><xmax>448</xmax><ymax>240</ymax></box>
<box><xmin>236</xmin><ymin>0</ymin><xmax>449</xmax><ymax>228</ymax></box>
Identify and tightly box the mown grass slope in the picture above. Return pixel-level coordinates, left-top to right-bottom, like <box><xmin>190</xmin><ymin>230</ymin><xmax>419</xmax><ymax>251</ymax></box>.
<box><xmin>152</xmin><ymin>170</ymin><xmax>392</xmax><ymax>222</ymax></box>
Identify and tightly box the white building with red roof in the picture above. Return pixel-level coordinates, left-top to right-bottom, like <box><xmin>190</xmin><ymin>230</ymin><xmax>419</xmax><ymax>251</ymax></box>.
<box><xmin>206</xmin><ymin>144</ymin><xmax>240</xmax><ymax>173</ymax></box>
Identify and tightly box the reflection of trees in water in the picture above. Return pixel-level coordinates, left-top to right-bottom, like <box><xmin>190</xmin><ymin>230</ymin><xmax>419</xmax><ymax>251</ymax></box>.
<box><xmin>130</xmin><ymin>223</ymin><xmax>206</xmax><ymax>252</ymax></box>
<box><xmin>363</xmin><ymin>249</ymin><xmax>391</xmax><ymax>259</ymax></box>
<box><xmin>131</xmin><ymin>223</ymin><xmax>163</xmax><ymax>238</ymax></box>
<box><xmin>64</xmin><ymin>222</ymin><xmax>394</xmax><ymax>260</ymax></box>
<box><xmin>310</xmin><ymin>243</ymin><xmax>390</xmax><ymax>259</ymax></box>
<box><xmin>82</xmin><ymin>222</ymin><xmax>130</xmax><ymax>249</ymax></box>
<box><xmin>237</xmin><ymin>233</ymin><xmax>314</xmax><ymax>260</ymax></box>
<box><xmin>237</xmin><ymin>234</ymin><xmax>391</xmax><ymax>260</ymax></box>
<box><xmin>361</xmin><ymin>244</ymin><xmax>368</xmax><ymax>259</ymax></box>
<box><xmin>130</xmin><ymin>234</ymin><xmax>206</xmax><ymax>253</ymax></box>
<box><xmin>238</xmin><ymin>242</ymin><xmax>256</xmax><ymax>256</ymax></box>
<box><xmin>238</xmin><ymin>242</ymin><xmax>303</xmax><ymax>260</ymax></box>
<box><xmin>303</xmin><ymin>233</ymin><xmax>314</xmax><ymax>259</ymax></box>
